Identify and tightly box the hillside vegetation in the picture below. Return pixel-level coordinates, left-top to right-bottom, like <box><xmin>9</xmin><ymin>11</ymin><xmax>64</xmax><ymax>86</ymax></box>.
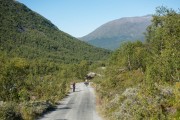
<box><xmin>94</xmin><ymin>7</ymin><xmax>180</xmax><ymax>120</ymax></box>
<box><xmin>0</xmin><ymin>0</ymin><xmax>110</xmax><ymax>119</ymax></box>
<box><xmin>0</xmin><ymin>0</ymin><xmax>110</xmax><ymax>63</ymax></box>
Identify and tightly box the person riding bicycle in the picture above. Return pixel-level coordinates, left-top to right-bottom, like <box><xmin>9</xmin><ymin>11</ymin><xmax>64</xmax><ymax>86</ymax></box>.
<box><xmin>84</xmin><ymin>79</ymin><xmax>89</xmax><ymax>86</ymax></box>
<box><xmin>72</xmin><ymin>82</ymin><xmax>76</xmax><ymax>92</ymax></box>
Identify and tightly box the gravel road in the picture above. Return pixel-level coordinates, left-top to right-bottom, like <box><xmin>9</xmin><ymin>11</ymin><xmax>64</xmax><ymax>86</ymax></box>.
<box><xmin>38</xmin><ymin>82</ymin><xmax>102</xmax><ymax>120</ymax></box>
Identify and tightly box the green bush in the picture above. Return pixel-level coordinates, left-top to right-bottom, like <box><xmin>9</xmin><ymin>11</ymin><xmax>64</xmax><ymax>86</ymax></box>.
<box><xmin>0</xmin><ymin>102</ymin><xmax>22</xmax><ymax>120</ymax></box>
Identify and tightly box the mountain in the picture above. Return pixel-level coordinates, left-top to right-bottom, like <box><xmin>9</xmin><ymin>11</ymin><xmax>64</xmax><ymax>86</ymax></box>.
<box><xmin>0</xmin><ymin>0</ymin><xmax>110</xmax><ymax>64</ymax></box>
<box><xmin>80</xmin><ymin>15</ymin><xmax>152</xmax><ymax>50</ymax></box>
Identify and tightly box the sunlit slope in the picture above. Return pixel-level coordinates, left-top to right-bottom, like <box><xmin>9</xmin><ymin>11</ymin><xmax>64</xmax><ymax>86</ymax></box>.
<box><xmin>81</xmin><ymin>15</ymin><xmax>152</xmax><ymax>50</ymax></box>
<box><xmin>0</xmin><ymin>0</ymin><xmax>110</xmax><ymax>63</ymax></box>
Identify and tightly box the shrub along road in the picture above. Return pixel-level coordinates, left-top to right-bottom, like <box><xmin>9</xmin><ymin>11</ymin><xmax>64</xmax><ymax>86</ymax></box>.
<box><xmin>38</xmin><ymin>82</ymin><xmax>102</xmax><ymax>120</ymax></box>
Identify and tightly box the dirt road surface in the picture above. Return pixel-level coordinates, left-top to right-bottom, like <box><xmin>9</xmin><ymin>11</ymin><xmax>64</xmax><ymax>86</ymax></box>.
<box><xmin>38</xmin><ymin>82</ymin><xmax>102</xmax><ymax>120</ymax></box>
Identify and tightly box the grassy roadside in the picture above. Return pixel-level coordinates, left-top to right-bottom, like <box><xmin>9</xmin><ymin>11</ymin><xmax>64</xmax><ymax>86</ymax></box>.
<box><xmin>93</xmin><ymin>69</ymin><xmax>180</xmax><ymax>120</ymax></box>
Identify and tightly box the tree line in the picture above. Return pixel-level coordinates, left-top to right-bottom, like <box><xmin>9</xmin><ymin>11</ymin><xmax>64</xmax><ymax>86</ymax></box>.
<box><xmin>94</xmin><ymin>7</ymin><xmax>180</xmax><ymax>120</ymax></box>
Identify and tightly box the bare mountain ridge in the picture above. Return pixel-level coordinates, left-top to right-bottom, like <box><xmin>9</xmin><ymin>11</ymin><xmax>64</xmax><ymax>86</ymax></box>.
<box><xmin>80</xmin><ymin>15</ymin><xmax>152</xmax><ymax>50</ymax></box>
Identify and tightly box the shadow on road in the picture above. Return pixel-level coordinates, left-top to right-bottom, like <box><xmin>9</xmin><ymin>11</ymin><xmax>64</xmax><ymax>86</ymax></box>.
<box><xmin>74</xmin><ymin>90</ymin><xmax>82</xmax><ymax>92</ymax></box>
<box><xmin>57</xmin><ymin>106</ymin><xmax>71</xmax><ymax>110</ymax></box>
<box><xmin>37</xmin><ymin>102</ymin><xmax>72</xmax><ymax>119</ymax></box>
<box><xmin>55</xmin><ymin>119</ymin><xmax>67</xmax><ymax>120</ymax></box>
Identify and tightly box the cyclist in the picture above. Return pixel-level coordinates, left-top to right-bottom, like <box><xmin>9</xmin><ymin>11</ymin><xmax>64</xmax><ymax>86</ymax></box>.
<box><xmin>84</xmin><ymin>79</ymin><xmax>89</xmax><ymax>86</ymax></box>
<box><xmin>72</xmin><ymin>82</ymin><xmax>76</xmax><ymax>92</ymax></box>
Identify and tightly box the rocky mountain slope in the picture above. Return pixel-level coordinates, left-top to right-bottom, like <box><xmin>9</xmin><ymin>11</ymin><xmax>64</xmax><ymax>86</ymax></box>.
<box><xmin>81</xmin><ymin>15</ymin><xmax>152</xmax><ymax>50</ymax></box>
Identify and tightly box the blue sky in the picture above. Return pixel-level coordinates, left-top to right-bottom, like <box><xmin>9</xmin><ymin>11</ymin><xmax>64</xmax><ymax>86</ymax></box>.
<box><xmin>17</xmin><ymin>0</ymin><xmax>180</xmax><ymax>37</ymax></box>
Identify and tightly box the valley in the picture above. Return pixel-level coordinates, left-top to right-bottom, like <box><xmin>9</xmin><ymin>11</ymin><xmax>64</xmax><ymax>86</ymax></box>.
<box><xmin>0</xmin><ymin>0</ymin><xmax>179</xmax><ymax>120</ymax></box>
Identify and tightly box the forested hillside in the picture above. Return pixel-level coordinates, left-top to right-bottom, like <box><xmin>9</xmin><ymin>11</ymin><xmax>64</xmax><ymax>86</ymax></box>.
<box><xmin>0</xmin><ymin>0</ymin><xmax>110</xmax><ymax>119</ymax></box>
<box><xmin>0</xmin><ymin>0</ymin><xmax>110</xmax><ymax>63</ymax></box>
<box><xmin>94</xmin><ymin>7</ymin><xmax>180</xmax><ymax>120</ymax></box>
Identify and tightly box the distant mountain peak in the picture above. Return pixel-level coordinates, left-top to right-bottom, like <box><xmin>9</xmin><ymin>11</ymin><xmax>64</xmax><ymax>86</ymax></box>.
<box><xmin>80</xmin><ymin>15</ymin><xmax>152</xmax><ymax>50</ymax></box>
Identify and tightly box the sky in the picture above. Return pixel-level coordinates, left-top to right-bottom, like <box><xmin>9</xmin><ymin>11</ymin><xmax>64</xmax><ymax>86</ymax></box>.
<box><xmin>17</xmin><ymin>0</ymin><xmax>180</xmax><ymax>37</ymax></box>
